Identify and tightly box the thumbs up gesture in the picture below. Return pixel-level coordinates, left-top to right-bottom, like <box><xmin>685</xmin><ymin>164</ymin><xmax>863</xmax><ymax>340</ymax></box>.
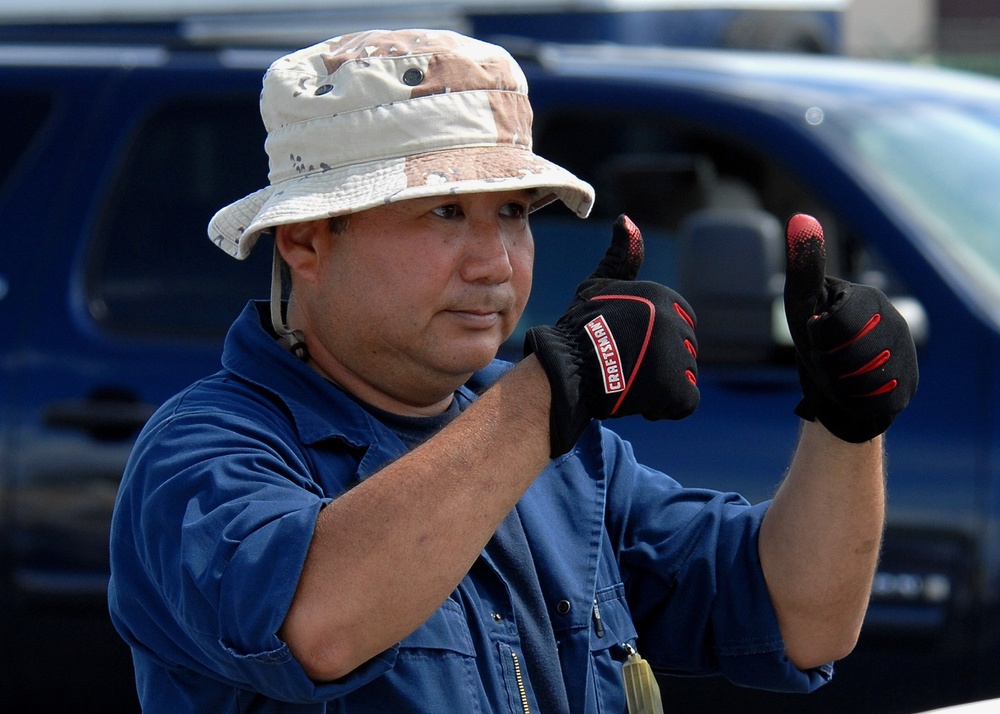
<box><xmin>784</xmin><ymin>214</ymin><xmax>918</xmax><ymax>443</ymax></box>
<box><xmin>525</xmin><ymin>215</ymin><xmax>700</xmax><ymax>457</ymax></box>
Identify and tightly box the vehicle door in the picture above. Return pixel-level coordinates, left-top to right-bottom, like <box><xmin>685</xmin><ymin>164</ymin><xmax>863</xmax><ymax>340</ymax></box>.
<box><xmin>0</xmin><ymin>49</ymin><xmax>272</xmax><ymax>712</ymax></box>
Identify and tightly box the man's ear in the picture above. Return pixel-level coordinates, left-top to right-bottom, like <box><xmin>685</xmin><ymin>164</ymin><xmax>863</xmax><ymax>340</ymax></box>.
<box><xmin>275</xmin><ymin>220</ymin><xmax>328</xmax><ymax>283</ymax></box>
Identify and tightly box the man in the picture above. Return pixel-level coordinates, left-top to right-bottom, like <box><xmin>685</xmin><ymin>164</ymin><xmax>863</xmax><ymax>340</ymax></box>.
<box><xmin>108</xmin><ymin>29</ymin><xmax>918</xmax><ymax>713</ymax></box>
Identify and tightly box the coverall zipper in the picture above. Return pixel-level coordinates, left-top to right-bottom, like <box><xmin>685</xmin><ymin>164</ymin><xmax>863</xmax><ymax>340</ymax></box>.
<box><xmin>510</xmin><ymin>650</ymin><xmax>531</xmax><ymax>714</ymax></box>
<box><xmin>592</xmin><ymin>599</ymin><xmax>605</xmax><ymax>638</ymax></box>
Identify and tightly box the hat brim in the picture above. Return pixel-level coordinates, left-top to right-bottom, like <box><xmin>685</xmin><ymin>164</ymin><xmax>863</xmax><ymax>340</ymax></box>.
<box><xmin>208</xmin><ymin>145</ymin><xmax>594</xmax><ymax>259</ymax></box>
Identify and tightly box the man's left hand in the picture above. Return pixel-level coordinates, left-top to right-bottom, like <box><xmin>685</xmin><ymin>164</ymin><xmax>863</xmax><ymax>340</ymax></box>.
<box><xmin>784</xmin><ymin>213</ymin><xmax>919</xmax><ymax>443</ymax></box>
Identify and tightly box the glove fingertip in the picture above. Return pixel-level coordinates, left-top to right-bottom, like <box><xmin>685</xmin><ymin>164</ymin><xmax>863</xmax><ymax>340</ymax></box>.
<box><xmin>785</xmin><ymin>217</ymin><xmax>825</xmax><ymax>290</ymax></box>
<box><xmin>617</xmin><ymin>214</ymin><xmax>645</xmax><ymax>277</ymax></box>
<box><xmin>784</xmin><ymin>213</ymin><xmax>828</xmax><ymax>339</ymax></box>
<box><xmin>589</xmin><ymin>214</ymin><xmax>645</xmax><ymax>282</ymax></box>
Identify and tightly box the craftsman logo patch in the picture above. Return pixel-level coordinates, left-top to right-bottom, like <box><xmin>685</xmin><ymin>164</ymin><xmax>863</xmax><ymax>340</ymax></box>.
<box><xmin>585</xmin><ymin>316</ymin><xmax>624</xmax><ymax>394</ymax></box>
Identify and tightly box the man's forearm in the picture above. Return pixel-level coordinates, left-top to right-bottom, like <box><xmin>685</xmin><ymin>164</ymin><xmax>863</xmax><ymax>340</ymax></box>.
<box><xmin>281</xmin><ymin>356</ymin><xmax>553</xmax><ymax>681</ymax></box>
<box><xmin>758</xmin><ymin>421</ymin><xmax>886</xmax><ymax>670</ymax></box>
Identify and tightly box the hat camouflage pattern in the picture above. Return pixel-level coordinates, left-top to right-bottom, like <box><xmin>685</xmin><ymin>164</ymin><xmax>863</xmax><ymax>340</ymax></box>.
<box><xmin>209</xmin><ymin>28</ymin><xmax>595</xmax><ymax>259</ymax></box>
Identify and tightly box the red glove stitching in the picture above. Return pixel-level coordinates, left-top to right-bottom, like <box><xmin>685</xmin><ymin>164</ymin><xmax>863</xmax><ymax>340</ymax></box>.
<box><xmin>824</xmin><ymin>313</ymin><xmax>882</xmax><ymax>353</ymax></box>
<box><xmin>839</xmin><ymin>350</ymin><xmax>891</xmax><ymax>380</ymax></box>
<box><xmin>590</xmin><ymin>294</ymin><xmax>656</xmax><ymax>416</ymax></box>
<box><xmin>859</xmin><ymin>379</ymin><xmax>899</xmax><ymax>398</ymax></box>
<box><xmin>674</xmin><ymin>302</ymin><xmax>695</xmax><ymax>328</ymax></box>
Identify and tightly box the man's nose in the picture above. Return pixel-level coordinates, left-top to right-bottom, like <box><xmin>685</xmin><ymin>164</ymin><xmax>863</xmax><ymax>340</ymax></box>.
<box><xmin>461</xmin><ymin>221</ymin><xmax>515</xmax><ymax>284</ymax></box>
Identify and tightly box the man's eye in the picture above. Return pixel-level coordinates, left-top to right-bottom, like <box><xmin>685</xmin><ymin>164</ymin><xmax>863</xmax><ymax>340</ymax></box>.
<box><xmin>432</xmin><ymin>205</ymin><xmax>461</xmax><ymax>219</ymax></box>
<box><xmin>501</xmin><ymin>203</ymin><xmax>528</xmax><ymax>219</ymax></box>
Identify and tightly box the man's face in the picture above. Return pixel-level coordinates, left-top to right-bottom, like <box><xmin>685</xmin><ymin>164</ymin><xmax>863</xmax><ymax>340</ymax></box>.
<box><xmin>297</xmin><ymin>190</ymin><xmax>535</xmax><ymax>410</ymax></box>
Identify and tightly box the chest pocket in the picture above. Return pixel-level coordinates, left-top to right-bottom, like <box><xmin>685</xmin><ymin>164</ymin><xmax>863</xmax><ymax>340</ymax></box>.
<box><xmin>591</xmin><ymin>582</ymin><xmax>638</xmax><ymax>713</ymax></box>
<box><xmin>349</xmin><ymin>599</ymin><xmax>484</xmax><ymax>713</ymax></box>
<box><xmin>399</xmin><ymin>598</ymin><xmax>476</xmax><ymax>655</ymax></box>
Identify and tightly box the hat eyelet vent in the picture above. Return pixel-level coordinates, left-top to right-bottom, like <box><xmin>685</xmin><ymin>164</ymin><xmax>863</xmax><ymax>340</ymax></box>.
<box><xmin>314</xmin><ymin>84</ymin><xmax>334</xmax><ymax>96</ymax></box>
<box><xmin>402</xmin><ymin>68</ymin><xmax>424</xmax><ymax>86</ymax></box>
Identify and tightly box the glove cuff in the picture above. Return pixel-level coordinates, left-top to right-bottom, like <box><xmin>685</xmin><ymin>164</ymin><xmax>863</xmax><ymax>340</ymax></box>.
<box><xmin>795</xmin><ymin>382</ymin><xmax>894</xmax><ymax>444</ymax></box>
<box><xmin>525</xmin><ymin>326</ymin><xmax>592</xmax><ymax>457</ymax></box>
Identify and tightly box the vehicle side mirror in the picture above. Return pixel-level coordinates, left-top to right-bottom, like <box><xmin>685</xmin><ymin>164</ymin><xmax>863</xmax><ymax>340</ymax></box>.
<box><xmin>678</xmin><ymin>208</ymin><xmax>785</xmax><ymax>363</ymax></box>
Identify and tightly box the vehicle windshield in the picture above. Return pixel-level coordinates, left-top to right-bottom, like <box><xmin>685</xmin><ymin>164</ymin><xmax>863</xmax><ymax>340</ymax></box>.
<box><xmin>833</xmin><ymin>97</ymin><xmax>1000</xmax><ymax>308</ymax></box>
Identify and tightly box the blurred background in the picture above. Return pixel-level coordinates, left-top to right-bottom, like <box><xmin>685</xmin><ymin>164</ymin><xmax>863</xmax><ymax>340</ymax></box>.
<box><xmin>3</xmin><ymin>2</ymin><xmax>1000</xmax><ymax>714</ymax></box>
<box><xmin>0</xmin><ymin>0</ymin><xmax>994</xmax><ymax>66</ymax></box>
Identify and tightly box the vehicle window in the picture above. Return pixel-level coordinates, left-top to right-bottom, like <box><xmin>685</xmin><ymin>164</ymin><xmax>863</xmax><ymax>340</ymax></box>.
<box><xmin>529</xmin><ymin>110</ymin><xmax>792</xmax><ymax>295</ymax></box>
<box><xmin>86</xmin><ymin>96</ymin><xmax>271</xmax><ymax>339</ymax></box>
<box><xmin>0</xmin><ymin>90</ymin><xmax>54</xmax><ymax>194</ymax></box>
<box><xmin>535</xmin><ymin>109</ymin><xmax>913</xmax><ymax>279</ymax></box>
<box><xmin>847</xmin><ymin>103</ymin><xmax>1000</xmax><ymax>306</ymax></box>
<box><xmin>516</xmin><ymin>110</ymin><xmax>913</xmax><ymax>362</ymax></box>
<box><xmin>534</xmin><ymin>111</ymin><xmax>835</xmax><ymax>234</ymax></box>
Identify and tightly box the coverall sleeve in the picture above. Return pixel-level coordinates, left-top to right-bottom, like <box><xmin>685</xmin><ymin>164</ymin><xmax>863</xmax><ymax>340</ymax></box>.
<box><xmin>110</xmin><ymin>406</ymin><xmax>396</xmax><ymax>703</ymax></box>
<box><xmin>601</xmin><ymin>427</ymin><xmax>834</xmax><ymax>693</ymax></box>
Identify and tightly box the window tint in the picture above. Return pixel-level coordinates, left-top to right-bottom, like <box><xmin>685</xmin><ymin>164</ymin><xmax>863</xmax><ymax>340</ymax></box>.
<box><xmin>536</xmin><ymin>111</ymin><xmax>788</xmax><ymax>230</ymax></box>
<box><xmin>515</xmin><ymin>109</ymin><xmax>914</xmax><ymax>363</ymax></box>
<box><xmin>0</xmin><ymin>90</ymin><xmax>54</xmax><ymax>193</ymax></box>
<box><xmin>87</xmin><ymin>96</ymin><xmax>271</xmax><ymax>339</ymax></box>
<box><xmin>533</xmin><ymin>109</ymin><xmax>918</xmax><ymax>283</ymax></box>
<box><xmin>527</xmin><ymin>111</ymin><xmax>784</xmax><ymax>333</ymax></box>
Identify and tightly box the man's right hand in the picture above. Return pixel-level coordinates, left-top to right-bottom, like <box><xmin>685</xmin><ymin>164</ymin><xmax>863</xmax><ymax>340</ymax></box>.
<box><xmin>525</xmin><ymin>214</ymin><xmax>700</xmax><ymax>457</ymax></box>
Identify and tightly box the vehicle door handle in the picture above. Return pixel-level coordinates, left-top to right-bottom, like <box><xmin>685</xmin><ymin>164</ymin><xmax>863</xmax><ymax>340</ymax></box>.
<box><xmin>43</xmin><ymin>396</ymin><xmax>157</xmax><ymax>441</ymax></box>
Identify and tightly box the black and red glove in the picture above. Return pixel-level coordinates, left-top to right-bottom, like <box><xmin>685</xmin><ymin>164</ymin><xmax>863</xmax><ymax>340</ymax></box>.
<box><xmin>784</xmin><ymin>213</ymin><xmax>918</xmax><ymax>443</ymax></box>
<box><xmin>525</xmin><ymin>215</ymin><xmax>700</xmax><ymax>457</ymax></box>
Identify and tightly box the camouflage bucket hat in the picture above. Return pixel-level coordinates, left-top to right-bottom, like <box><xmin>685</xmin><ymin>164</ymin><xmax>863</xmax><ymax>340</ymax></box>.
<box><xmin>209</xmin><ymin>28</ymin><xmax>595</xmax><ymax>259</ymax></box>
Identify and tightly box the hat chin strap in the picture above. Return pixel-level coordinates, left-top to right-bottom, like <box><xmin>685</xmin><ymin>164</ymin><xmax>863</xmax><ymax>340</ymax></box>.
<box><xmin>270</xmin><ymin>241</ymin><xmax>309</xmax><ymax>361</ymax></box>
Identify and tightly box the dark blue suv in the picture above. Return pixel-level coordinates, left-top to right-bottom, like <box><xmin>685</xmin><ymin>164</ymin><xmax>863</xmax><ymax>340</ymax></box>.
<box><xmin>3</xmin><ymin>25</ymin><xmax>999</xmax><ymax>714</ymax></box>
